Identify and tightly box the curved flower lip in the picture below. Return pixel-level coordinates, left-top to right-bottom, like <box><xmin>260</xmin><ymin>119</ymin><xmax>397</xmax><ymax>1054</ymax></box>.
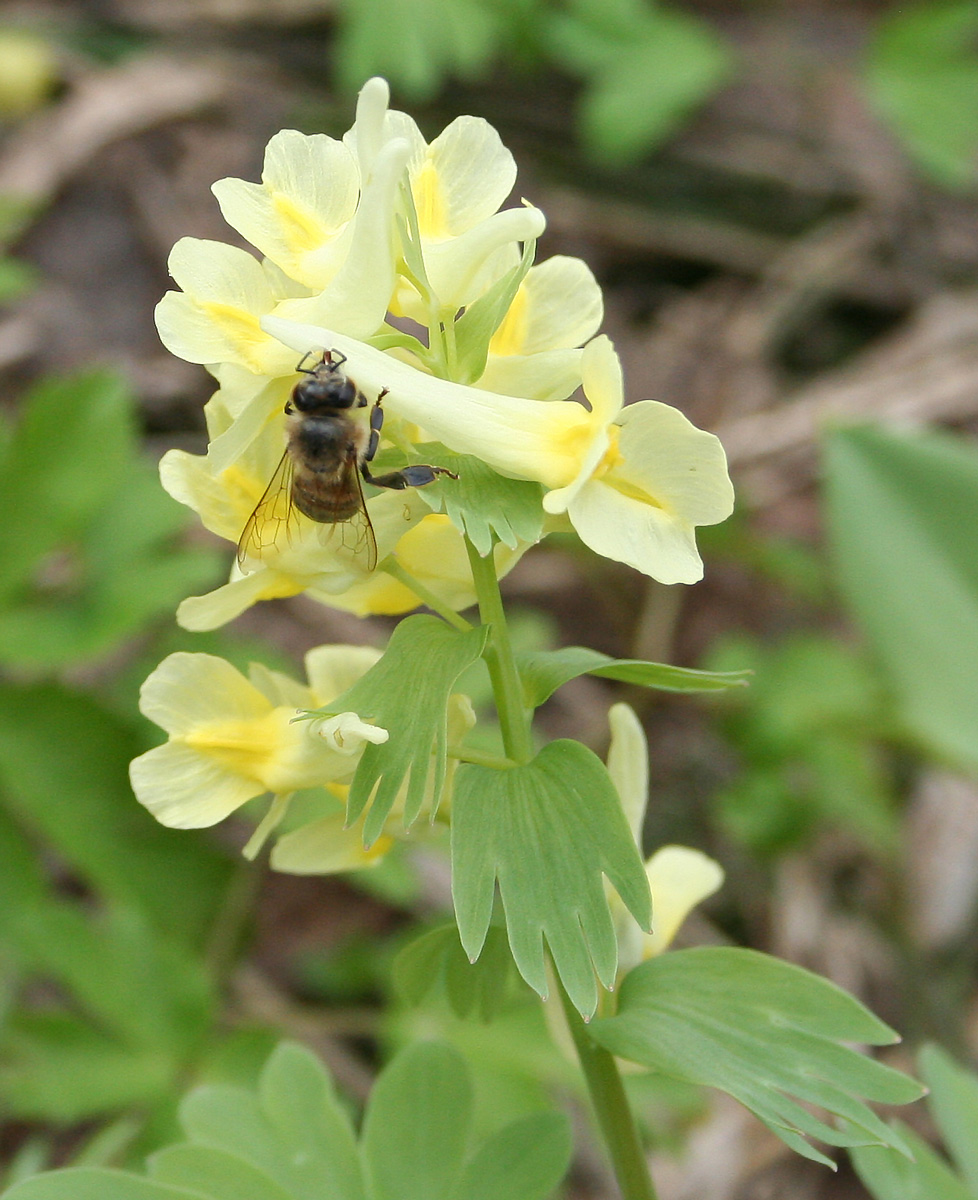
<box><xmin>260</xmin><ymin>316</ymin><xmax>593</xmax><ymax>489</ymax></box>
<box><xmin>307</xmin><ymin>711</ymin><xmax>389</xmax><ymax>754</ymax></box>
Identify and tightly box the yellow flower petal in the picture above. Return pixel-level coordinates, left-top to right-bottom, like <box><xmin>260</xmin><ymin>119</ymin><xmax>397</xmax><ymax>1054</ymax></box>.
<box><xmin>305</xmin><ymin>644</ymin><xmax>383</xmax><ymax>705</ymax></box>
<box><xmin>130</xmin><ymin>741</ymin><xmax>264</xmax><ymax>829</ymax></box>
<box><xmin>474</xmin><ymin>349</ymin><xmax>584</xmax><ymax>401</ymax></box>
<box><xmin>644</xmin><ymin>846</ymin><xmax>724</xmax><ymax>957</ymax></box>
<box><xmin>567</xmin><ymin>477</ymin><xmax>705</xmax><ymax>585</ymax></box>
<box><xmin>412</xmin><ymin>115</ymin><xmax>516</xmax><ymax>238</ymax></box>
<box><xmin>613</xmin><ymin>401</ymin><xmax>735</xmax><ymax>527</ymax></box>
<box><xmin>155</xmin><ymin>239</ymin><xmax>297</xmax><ymax>376</ymax></box>
<box><xmin>271</xmin><ymin>811</ymin><xmax>393</xmax><ymax>874</ymax></box>
<box><xmin>490</xmin><ymin>256</ymin><xmax>603</xmax><ymax>357</ymax></box>
<box><xmin>212</xmin><ymin>129</ymin><xmax>359</xmax><ymax>289</ymax></box>
<box><xmin>139</xmin><ymin>652</ymin><xmax>270</xmax><ymax>735</ymax></box>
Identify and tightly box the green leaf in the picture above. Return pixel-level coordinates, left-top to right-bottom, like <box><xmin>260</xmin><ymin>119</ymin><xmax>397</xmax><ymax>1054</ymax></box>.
<box><xmin>361</xmin><ymin>1042</ymin><xmax>472</xmax><ymax>1200</ymax></box>
<box><xmin>517</xmin><ymin>646</ymin><xmax>751</xmax><ymax>708</ymax></box>
<box><xmin>548</xmin><ymin>3</ymin><xmax>732</xmax><ymax>162</ymax></box>
<box><xmin>452</xmin><ymin>237</ymin><xmax>537</xmax><ymax>385</ymax></box>
<box><xmin>0</xmin><ymin>452</ymin><xmax>219</xmax><ymax>670</ymax></box>
<box><xmin>1</xmin><ymin>1170</ymin><xmax>202</xmax><ymax>1200</ymax></box>
<box><xmin>393</xmin><ymin>923</ymin><xmax>517</xmax><ymax>1020</ymax></box>
<box><xmin>0</xmin><ymin>1012</ymin><xmax>179</xmax><ymax>1122</ymax></box>
<box><xmin>866</xmin><ymin>0</ymin><xmax>978</xmax><ymax>189</ymax></box>
<box><xmin>149</xmin><ymin>1146</ymin><xmax>294</xmax><ymax>1200</ymax></box>
<box><xmin>0</xmin><ymin>372</ymin><xmax>133</xmax><ymax>603</ymax></box>
<box><xmin>455</xmin><ymin>1112</ymin><xmax>572</xmax><ymax>1200</ymax></box>
<box><xmin>0</xmin><ymin>256</ymin><xmax>37</xmax><ymax>304</ymax></box>
<box><xmin>590</xmin><ymin>947</ymin><xmax>924</xmax><ymax>1167</ymax></box>
<box><xmin>919</xmin><ymin>1043</ymin><xmax>978</xmax><ymax>1193</ymax></box>
<box><xmin>451</xmin><ymin>740</ymin><xmax>651</xmax><ymax>1017</ymax></box>
<box><xmin>0</xmin><ymin>681</ymin><xmax>231</xmax><ymax>943</ymax></box>
<box><xmin>825</xmin><ymin>425</ymin><xmax>978</xmax><ymax>775</ymax></box>
<box><xmin>335</xmin><ymin>0</ymin><xmax>500</xmax><ymax>100</ymax></box>
<box><xmin>176</xmin><ymin>1043</ymin><xmax>363</xmax><ymax>1200</ymax></box>
<box><xmin>414</xmin><ymin>443</ymin><xmax>545</xmax><ymax>554</ymax></box>
<box><xmin>851</xmin><ymin>1124</ymin><xmax>973</xmax><ymax>1200</ymax></box>
<box><xmin>4</xmin><ymin>905</ymin><xmax>212</xmax><ymax>1053</ymax></box>
<box><xmin>257</xmin><ymin>1042</ymin><xmax>365</xmax><ymax>1200</ymax></box>
<box><xmin>312</xmin><ymin>615</ymin><xmax>488</xmax><ymax>845</ymax></box>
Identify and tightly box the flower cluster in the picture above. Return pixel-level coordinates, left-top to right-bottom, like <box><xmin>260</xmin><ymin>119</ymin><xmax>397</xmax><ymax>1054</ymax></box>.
<box><xmin>155</xmin><ymin>76</ymin><xmax>733</xmax><ymax>630</ymax></box>
<box><xmin>134</xmin><ymin>78</ymin><xmax>733</xmax><ymax>916</ymax></box>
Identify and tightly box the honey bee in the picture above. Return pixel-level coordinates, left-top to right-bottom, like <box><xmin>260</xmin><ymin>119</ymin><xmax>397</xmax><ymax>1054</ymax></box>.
<box><xmin>237</xmin><ymin>350</ymin><xmax>456</xmax><ymax>571</ymax></box>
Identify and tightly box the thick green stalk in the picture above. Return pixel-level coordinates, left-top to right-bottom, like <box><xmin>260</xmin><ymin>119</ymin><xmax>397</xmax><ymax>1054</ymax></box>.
<box><xmin>558</xmin><ymin>980</ymin><xmax>659</xmax><ymax>1200</ymax></box>
<box><xmin>464</xmin><ymin>535</ymin><xmax>533</xmax><ymax>764</ymax></box>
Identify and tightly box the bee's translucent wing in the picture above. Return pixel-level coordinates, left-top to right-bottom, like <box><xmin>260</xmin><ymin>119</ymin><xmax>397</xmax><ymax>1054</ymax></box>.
<box><xmin>324</xmin><ymin>457</ymin><xmax>378</xmax><ymax>572</ymax></box>
<box><xmin>237</xmin><ymin>449</ymin><xmax>299</xmax><ymax>568</ymax></box>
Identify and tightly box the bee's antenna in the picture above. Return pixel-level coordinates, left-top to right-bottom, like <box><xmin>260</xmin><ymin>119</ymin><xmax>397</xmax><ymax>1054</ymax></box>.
<box><xmin>295</xmin><ymin>350</ymin><xmax>320</xmax><ymax>375</ymax></box>
<box><xmin>326</xmin><ymin>349</ymin><xmax>347</xmax><ymax>370</ymax></box>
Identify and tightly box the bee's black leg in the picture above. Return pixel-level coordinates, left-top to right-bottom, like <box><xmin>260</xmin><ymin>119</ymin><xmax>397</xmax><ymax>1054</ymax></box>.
<box><xmin>361</xmin><ymin>388</ymin><xmax>458</xmax><ymax>490</ymax></box>
<box><xmin>364</xmin><ymin>391</ymin><xmax>389</xmax><ymax>462</ymax></box>
<box><xmin>361</xmin><ymin>464</ymin><xmax>457</xmax><ymax>489</ymax></box>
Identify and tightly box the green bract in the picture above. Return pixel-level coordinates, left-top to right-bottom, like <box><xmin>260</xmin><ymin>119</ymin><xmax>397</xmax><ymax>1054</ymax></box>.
<box><xmin>590</xmin><ymin>947</ymin><xmax>924</xmax><ymax>1167</ymax></box>
<box><xmin>452</xmin><ymin>740</ymin><xmax>652</xmax><ymax>1018</ymax></box>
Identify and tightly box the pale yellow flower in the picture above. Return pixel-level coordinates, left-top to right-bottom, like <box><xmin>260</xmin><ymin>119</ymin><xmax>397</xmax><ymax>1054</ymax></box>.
<box><xmin>380</xmin><ymin>100</ymin><xmax>546</xmax><ymax>317</ymax></box>
<box><xmin>155</xmin><ymin>238</ymin><xmax>300</xmax><ymax>378</ymax></box>
<box><xmin>129</xmin><ymin>645</ymin><xmax>383</xmax><ymax>830</ymax></box>
<box><xmin>270</xmin><ymin>690</ymin><xmax>475</xmax><ymax>875</ymax></box>
<box><xmin>606</xmin><ymin>703</ymin><xmax>725</xmax><ymax>973</ymax></box>
<box><xmin>262</xmin><ymin>319</ymin><xmax>733</xmax><ymax>584</ymax></box>
<box><xmin>476</xmin><ymin>255</ymin><xmax>604</xmax><ymax>400</ymax></box>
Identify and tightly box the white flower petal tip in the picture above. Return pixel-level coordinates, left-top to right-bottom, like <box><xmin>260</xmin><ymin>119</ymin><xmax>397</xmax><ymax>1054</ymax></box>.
<box><xmin>644</xmin><ymin>845</ymin><xmax>725</xmax><ymax>957</ymax></box>
<box><xmin>310</xmin><ymin>711</ymin><xmax>390</xmax><ymax>754</ymax></box>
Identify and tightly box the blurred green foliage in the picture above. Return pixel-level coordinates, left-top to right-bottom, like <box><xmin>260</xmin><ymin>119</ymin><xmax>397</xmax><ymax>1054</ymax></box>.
<box><xmin>866</xmin><ymin>0</ymin><xmax>978</xmax><ymax>189</ymax></box>
<box><xmin>706</xmin><ymin>633</ymin><xmax>898</xmax><ymax>857</ymax></box>
<box><xmin>335</xmin><ymin>0</ymin><xmax>733</xmax><ymax>163</ymax></box>
<box><xmin>852</xmin><ymin>1045</ymin><xmax>978</xmax><ymax>1199</ymax></box>
<box><xmin>1</xmin><ymin>1041</ymin><xmax>573</xmax><ymax>1200</ymax></box>
<box><xmin>0</xmin><ymin>371</ymin><xmax>221</xmax><ymax>668</ymax></box>
<box><xmin>826</xmin><ymin>424</ymin><xmax>978</xmax><ymax>775</ymax></box>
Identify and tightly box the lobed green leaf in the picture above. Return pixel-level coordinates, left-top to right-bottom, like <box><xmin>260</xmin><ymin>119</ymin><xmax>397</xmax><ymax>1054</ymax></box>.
<box><xmin>414</xmin><ymin>442</ymin><xmax>545</xmax><ymax>555</ymax></box>
<box><xmin>866</xmin><ymin>0</ymin><xmax>978</xmax><ymax>189</ymax></box>
<box><xmin>312</xmin><ymin>615</ymin><xmax>488</xmax><ymax>845</ymax></box>
<box><xmin>548</xmin><ymin>2</ymin><xmax>732</xmax><ymax>162</ymax></box>
<box><xmin>851</xmin><ymin>1124</ymin><xmax>973</xmax><ymax>1200</ymax></box>
<box><xmin>451</xmin><ymin>740</ymin><xmax>651</xmax><ymax>1017</ymax></box>
<box><xmin>590</xmin><ymin>947</ymin><xmax>924</xmax><ymax>1167</ymax></box>
<box><xmin>455</xmin><ymin>1112</ymin><xmax>572</xmax><ymax>1200</ymax></box>
<box><xmin>149</xmin><ymin>1146</ymin><xmax>294</xmax><ymax>1200</ymax></box>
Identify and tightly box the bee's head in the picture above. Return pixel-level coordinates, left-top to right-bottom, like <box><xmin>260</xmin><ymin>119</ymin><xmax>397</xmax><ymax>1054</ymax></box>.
<box><xmin>291</xmin><ymin>358</ymin><xmax>358</xmax><ymax>411</ymax></box>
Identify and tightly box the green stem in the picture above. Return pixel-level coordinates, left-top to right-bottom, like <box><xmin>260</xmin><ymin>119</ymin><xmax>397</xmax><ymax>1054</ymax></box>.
<box><xmin>464</xmin><ymin>535</ymin><xmax>534</xmax><ymax>764</ymax></box>
<box><xmin>381</xmin><ymin>558</ymin><xmax>473</xmax><ymax>632</ymax></box>
<box><xmin>448</xmin><ymin>744</ymin><xmax>516</xmax><ymax>770</ymax></box>
<box><xmin>558</xmin><ymin>979</ymin><xmax>659</xmax><ymax>1200</ymax></box>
